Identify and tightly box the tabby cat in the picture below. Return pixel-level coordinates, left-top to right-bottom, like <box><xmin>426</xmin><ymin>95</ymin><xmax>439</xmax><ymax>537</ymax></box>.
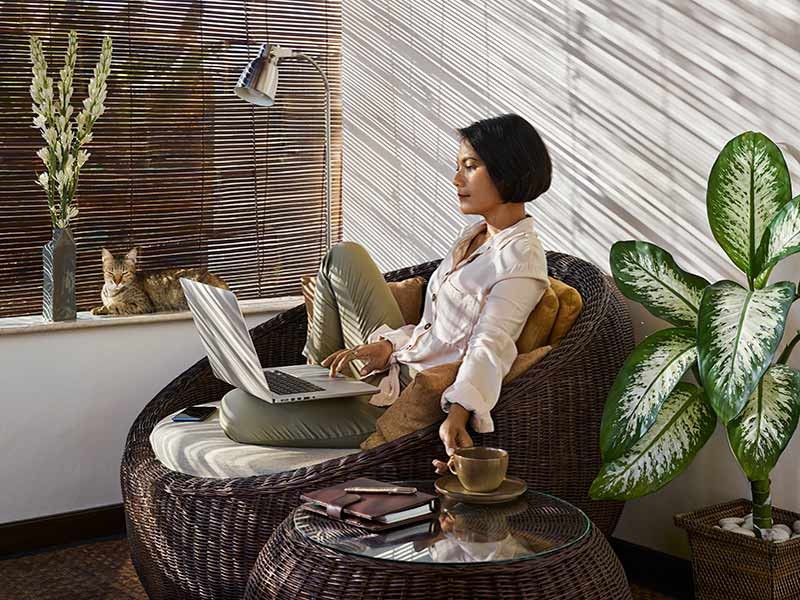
<box><xmin>91</xmin><ymin>247</ymin><xmax>229</xmax><ymax>315</ymax></box>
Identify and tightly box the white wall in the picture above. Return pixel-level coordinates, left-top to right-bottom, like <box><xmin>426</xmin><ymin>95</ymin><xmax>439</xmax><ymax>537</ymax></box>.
<box><xmin>0</xmin><ymin>311</ymin><xmax>279</xmax><ymax>525</ymax></box>
<box><xmin>341</xmin><ymin>0</ymin><xmax>800</xmax><ymax>558</ymax></box>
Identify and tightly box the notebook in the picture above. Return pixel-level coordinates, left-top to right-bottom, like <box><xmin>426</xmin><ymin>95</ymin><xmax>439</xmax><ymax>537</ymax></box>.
<box><xmin>300</xmin><ymin>478</ymin><xmax>439</xmax><ymax>531</ymax></box>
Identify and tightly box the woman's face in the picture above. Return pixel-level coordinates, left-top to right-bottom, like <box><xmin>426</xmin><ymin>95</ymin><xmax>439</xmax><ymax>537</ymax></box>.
<box><xmin>452</xmin><ymin>139</ymin><xmax>504</xmax><ymax>215</ymax></box>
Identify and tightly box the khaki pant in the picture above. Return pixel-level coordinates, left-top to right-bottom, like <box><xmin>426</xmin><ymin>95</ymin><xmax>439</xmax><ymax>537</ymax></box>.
<box><xmin>220</xmin><ymin>242</ymin><xmax>412</xmax><ymax>448</ymax></box>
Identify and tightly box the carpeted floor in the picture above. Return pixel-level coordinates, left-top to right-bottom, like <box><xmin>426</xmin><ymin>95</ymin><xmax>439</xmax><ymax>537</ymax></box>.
<box><xmin>0</xmin><ymin>537</ymin><xmax>688</xmax><ymax>599</ymax></box>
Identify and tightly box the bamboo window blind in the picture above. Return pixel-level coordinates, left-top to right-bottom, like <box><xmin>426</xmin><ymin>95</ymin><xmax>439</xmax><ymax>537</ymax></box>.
<box><xmin>0</xmin><ymin>0</ymin><xmax>342</xmax><ymax>318</ymax></box>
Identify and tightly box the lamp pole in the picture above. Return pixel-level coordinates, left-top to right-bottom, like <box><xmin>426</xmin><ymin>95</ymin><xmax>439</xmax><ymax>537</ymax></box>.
<box><xmin>235</xmin><ymin>44</ymin><xmax>332</xmax><ymax>251</ymax></box>
<box><xmin>292</xmin><ymin>52</ymin><xmax>332</xmax><ymax>251</ymax></box>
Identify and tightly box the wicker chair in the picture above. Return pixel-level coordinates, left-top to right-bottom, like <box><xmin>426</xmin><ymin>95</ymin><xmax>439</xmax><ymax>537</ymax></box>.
<box><xmin>121</xmin><ymin>251</ymin><xmax>634</xmax><ymax>600</ymax></box>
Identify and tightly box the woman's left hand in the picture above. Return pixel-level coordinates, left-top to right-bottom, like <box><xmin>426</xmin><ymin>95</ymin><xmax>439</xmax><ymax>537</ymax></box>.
<box><xmin>432</xmin><ymin>404</ymin><xmax>473</xmax><ymax>475</ymax></box>
<box><xmin>321</xmin><ymin>340</ymin><xmax>393</xmax><ymax>378</ymax></box>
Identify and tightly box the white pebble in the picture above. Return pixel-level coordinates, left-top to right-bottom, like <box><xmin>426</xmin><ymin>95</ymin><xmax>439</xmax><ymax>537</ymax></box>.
<box><xmin>730</xmin><ymin>526</ymin><xmax>756</xmax><ymax>537</ymax></box>
<box><xmin>791</xmin><ymin>533</ymin><xmax>800</xmax><ymax>539</ymax></box>
<box><xmin>793</xmin><ymin>520</ymin><xmax>800</xmax><ymax>534</ymax></box>
<box><xmin>713</xmin><ymin>525</ymin><xmax>722</xmax><ymax>529</ymax></box>
<box><xmin>719</xmin><ymin>517</ymin><xmax>745</xmax><ymax>527</ymax></box>
<box><xmin>721</xmin><ymin>522</ymin><xmax>740</xmax><ymax>531</ymax></box>
<box><xmin>774</xmin><ymin>524</ymin><xmax>792</xmax><ymax>536</ymax></box>
<box><xmin>761</xmin><ymin>528</ymin><xmax>790</xmax><ymax>542</ymax></box>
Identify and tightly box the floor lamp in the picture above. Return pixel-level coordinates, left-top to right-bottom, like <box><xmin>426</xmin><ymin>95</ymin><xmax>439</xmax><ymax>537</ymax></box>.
<box><xmin>234</xmin><ymin>44</ymin><xmax>332</xmax><ymax>251</ymax></box>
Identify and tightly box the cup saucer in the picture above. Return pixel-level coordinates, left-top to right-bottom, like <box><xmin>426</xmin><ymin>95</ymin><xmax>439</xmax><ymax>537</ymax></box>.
<box><xmin>434</xmin><ymin>474</ymin><xmax>527</xmax><ymax>504</ymax></box>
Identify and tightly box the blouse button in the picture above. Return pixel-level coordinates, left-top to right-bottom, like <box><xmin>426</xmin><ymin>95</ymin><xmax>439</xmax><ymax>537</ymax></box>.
<box><xmin>424</xmin><ymin>323</ymin><xmax>432</xmax><ymax>330</ymax></box>
<box><xmin>431</xmin><ymin>293</ymin><xmax>437</xmax><ymax>302</ymax></box>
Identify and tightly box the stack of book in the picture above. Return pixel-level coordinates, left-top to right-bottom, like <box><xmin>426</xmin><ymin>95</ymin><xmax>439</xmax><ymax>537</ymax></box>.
<box><xmin>301</xmin><ymin>478</ymin><xmax>439</xmax><ymax>531</ymax></box>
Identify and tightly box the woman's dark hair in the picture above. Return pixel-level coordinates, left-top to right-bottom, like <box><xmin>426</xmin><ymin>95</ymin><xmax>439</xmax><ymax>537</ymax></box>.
<box><xmin>457</xmin><ymin>113</ymin><xmax>551</xmax><ymax>203</ymax></box>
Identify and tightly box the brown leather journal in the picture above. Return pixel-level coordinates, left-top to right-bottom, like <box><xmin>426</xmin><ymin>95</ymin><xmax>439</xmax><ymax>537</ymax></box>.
<box><xmin>300</xmin><ymin>478</ymin><xmax>439</xmax><ymax>531</ymax></box>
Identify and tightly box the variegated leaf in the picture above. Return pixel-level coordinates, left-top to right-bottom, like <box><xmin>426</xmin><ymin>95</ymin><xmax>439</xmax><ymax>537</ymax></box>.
<box><xmin>610</xmin><ymin>241</ymin><xmax>709</xmax><ymax>327</ymax></box>
<box><xmin>590</xmin><ymin>384</ymin><xmax>715</xmax><ymax>501</ymax></box>
<box><xmin>753</xmin><ymin>196</ymin><xmax>800</xmax><ymax>288</ymax></box>
<box><xmin>601</xmin><ymin>328</ymin><xmax>697</xmax><ymax>462</ymax></box>
<box><xmin>727</xmin><ymin>365</ymin><xmax>800</xmax><ymax>481</ymax></box>
<box><xmin>707</xmin><ymin>132</ymin><xmax>791</xmax><ymax>278</ymax></box>
<box><xmin>697</xmin><ymin>280</ymin><xmax>795</xmax><ymax>424</ymax></box>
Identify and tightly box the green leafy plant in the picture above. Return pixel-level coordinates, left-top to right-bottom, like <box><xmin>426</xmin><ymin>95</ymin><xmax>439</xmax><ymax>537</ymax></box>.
<box><xmin>591</xmin><ymin>131</ymin><xmax>800</xmax><ymax>536</ymax></box>
<box><xmin>30</xmin><ymin>30</ymin><xmax>112</xmax><ymax>229</ymax></box>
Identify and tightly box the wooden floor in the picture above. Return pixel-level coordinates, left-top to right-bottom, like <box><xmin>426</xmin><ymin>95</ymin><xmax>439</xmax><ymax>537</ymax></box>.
<box><xmin>0</xmin><ymin>535</ymin><xmax>691</xmax><ymax>599</ymax></box>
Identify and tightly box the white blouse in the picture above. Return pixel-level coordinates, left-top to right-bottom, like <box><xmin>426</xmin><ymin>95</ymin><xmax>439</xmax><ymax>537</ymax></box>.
<box><xmin>367</xmin><ymin>215</ymin><xmax>549</xmax><ymax>433</ymax></box>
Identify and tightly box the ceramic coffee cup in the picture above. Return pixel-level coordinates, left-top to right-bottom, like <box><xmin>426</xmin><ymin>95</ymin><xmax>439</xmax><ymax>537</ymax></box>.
<box><xmin>447</xmin><ymin>447</ymin><xmax>509</xmax><ymax>493</ymax></box>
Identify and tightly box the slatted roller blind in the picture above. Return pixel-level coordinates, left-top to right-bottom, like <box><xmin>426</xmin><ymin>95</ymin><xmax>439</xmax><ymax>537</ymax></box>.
<box><xmin>0</xmin><ymin>0</ymin><xmax>342</xmax><ymax>318</ymax></box>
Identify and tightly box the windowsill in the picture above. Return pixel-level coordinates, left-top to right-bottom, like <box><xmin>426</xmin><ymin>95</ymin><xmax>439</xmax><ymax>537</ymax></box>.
<box><xmin>0</xmin><ymin>296</ymin><xmax>304</xmax><ymax>336</ymax></box>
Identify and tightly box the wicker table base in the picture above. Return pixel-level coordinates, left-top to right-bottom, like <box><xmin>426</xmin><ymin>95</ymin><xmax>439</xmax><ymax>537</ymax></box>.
<box><xmin>245</xmin><ymin>511</ymin><xmax>632</xmax><ymax>600</ymax></box>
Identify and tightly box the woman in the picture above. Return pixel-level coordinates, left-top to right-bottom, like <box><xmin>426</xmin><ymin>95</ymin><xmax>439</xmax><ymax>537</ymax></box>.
<box><xmin>220</xmin><ymin>113</ymin><xmax>551</xmax><ymax>468</ymax></box>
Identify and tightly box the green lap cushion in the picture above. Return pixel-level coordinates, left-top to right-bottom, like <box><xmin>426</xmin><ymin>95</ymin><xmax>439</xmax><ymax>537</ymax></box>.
<box><xmin>219</xmin><ymin>387</ymin><xmax>385</xmax><ymax>448</ymax></box>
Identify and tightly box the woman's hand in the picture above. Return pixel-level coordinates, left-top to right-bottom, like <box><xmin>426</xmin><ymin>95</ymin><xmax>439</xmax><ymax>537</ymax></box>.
<box><xmin>432</xmin><ymin>404</ymin><xmax>474</xmax><ymax>475</ymax></box>
<box><xmin>321</xmin><ymin>339</ymin><xmax>394</xmax><ymax>378</ymax></box>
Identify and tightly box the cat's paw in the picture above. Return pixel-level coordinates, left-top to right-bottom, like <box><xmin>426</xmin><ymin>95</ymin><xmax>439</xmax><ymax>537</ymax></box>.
<box><xmin>91</xmin><ymin>305</ymin><xmax>109</xmax><ymax>315</ymax></box>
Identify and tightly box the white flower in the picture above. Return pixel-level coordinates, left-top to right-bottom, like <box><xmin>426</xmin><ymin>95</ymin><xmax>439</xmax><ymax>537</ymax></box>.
<box><xmin>30</xmin><ymin>31</ymin><xmax>112</xmax><ymax>228</ymax></box>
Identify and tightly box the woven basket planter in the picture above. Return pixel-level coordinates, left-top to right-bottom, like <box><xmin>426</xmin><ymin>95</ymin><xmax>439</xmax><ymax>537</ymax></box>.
<box><xmin>674</xmin><ymin>498</ymin><xmax>800</xmax><ymax>600</ymax></box>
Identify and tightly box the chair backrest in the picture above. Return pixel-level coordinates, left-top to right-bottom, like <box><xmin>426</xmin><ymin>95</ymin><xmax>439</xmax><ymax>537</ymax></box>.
<box><xmin>378</xmin><ymin>252</ymin><xmax>632</xmax><ymax>535</ymax></box>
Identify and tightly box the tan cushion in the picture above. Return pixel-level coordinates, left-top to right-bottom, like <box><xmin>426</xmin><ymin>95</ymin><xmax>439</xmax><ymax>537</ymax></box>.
<box><xmin>300</xmin><ymin>275</ymin><xmax>425</xmax><ymax>327</ymax></box>
<box><xmin>300</xmin><ymin>275</ymin><xmax>317</xmax><ymax>324</ymax></box>
<box><xmin>548</xmin><ymin>277</ymin><xmax>583</xmax><ymax>345</ymax></box>
<box><xmin>387</xmin><ymin>276</ymin><xmax>426</xmax><ymax>325</ymax></box>
<box><xmin>515</xmin><ymin>286</ymin><xmax>559</xmax><ymax>353</ymax></box>
<box><xmin>360</xmin><ymin>345</ymin><xmax>552</xmax><ymax>449</ymax></box>
<box><xmin>515</xmin><ymin>277</ymin><xmax>584</xmax><ymax>353</ymax></box>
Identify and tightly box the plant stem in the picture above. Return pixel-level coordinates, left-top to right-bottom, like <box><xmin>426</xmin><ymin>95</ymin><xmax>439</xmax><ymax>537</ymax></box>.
<box><xmin>750</xmin><ymin>478</ymin><xmax>772</xmax><ymax>535</ymax></box>
<box><xmin>778</xmin><ymin>330</ymin><xmax>800</xmax><ymax>365</ymax></box>
<box><xmin>691</xmin><ymin>363</ymin><xmax>702</xmax><ymax>386</ymax></box>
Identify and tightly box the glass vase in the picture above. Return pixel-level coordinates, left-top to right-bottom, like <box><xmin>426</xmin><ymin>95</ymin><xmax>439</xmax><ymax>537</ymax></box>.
<box><xmin>42</xmin><ymin>227</ymin><xmax>77</xmax><ymax>321</ymax></box>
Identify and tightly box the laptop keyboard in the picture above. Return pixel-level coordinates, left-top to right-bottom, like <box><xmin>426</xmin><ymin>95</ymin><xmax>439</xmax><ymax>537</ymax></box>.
<box><xmin>265</xmin><ymin>370</ymin><xmax>325</xmax><ymax>395</ymax></box>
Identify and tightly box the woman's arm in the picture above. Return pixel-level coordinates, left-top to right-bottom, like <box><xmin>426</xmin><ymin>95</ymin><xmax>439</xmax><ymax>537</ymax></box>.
<box><xmin>440</xmin><ymin>276</ymin><xmax>548</xmax><ymax>433</ymax></box>
<box><xmin>367</xmin><ymin>323</ymin><xmax>417</xmax><ymax>353</ymax></box>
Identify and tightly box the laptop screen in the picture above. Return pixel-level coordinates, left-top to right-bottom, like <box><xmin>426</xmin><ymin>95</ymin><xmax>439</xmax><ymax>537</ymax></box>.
<box><xmin>180</xmin><ymin>278</ymin><xmax>273</xmax><ymax>401</ymax></box>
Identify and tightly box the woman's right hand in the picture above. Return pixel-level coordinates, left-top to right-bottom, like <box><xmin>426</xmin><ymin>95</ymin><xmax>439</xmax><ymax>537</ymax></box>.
<box><xmin>321</xmin><ymin>339</ymin><xmax>394</xmax><ymax>378</ymax></box>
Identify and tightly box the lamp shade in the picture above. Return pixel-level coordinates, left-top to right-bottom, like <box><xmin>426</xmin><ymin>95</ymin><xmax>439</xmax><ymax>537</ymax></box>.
<box><xmin>234</xmin><ymin>44</ymin><xmax>279</xmax><ymax>106</ymax></box>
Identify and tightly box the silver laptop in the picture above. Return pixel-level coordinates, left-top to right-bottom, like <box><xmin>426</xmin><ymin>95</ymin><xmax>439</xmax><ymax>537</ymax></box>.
<box><xmin>180</xmin><ymin>278</ymin><xmax>380</xmax><ymax>403</ymax></box>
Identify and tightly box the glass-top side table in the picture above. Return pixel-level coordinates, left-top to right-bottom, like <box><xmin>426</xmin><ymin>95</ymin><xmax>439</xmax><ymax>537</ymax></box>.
<box><xmin>293</xmin><ymin>480</ymin><xmax>591</xmax><ymax>565</ymax></box>
<box><xmin>244</xmin><ymin>480</ymin><xmax>632</xmax><ymax>600</ymax></box>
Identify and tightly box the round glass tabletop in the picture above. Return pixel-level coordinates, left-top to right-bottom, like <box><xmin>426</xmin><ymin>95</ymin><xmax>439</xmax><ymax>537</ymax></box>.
<box><xmin>293</xmin><ymin>480</ymin><xmax>591</xmax><ymax>565</ymax></box>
